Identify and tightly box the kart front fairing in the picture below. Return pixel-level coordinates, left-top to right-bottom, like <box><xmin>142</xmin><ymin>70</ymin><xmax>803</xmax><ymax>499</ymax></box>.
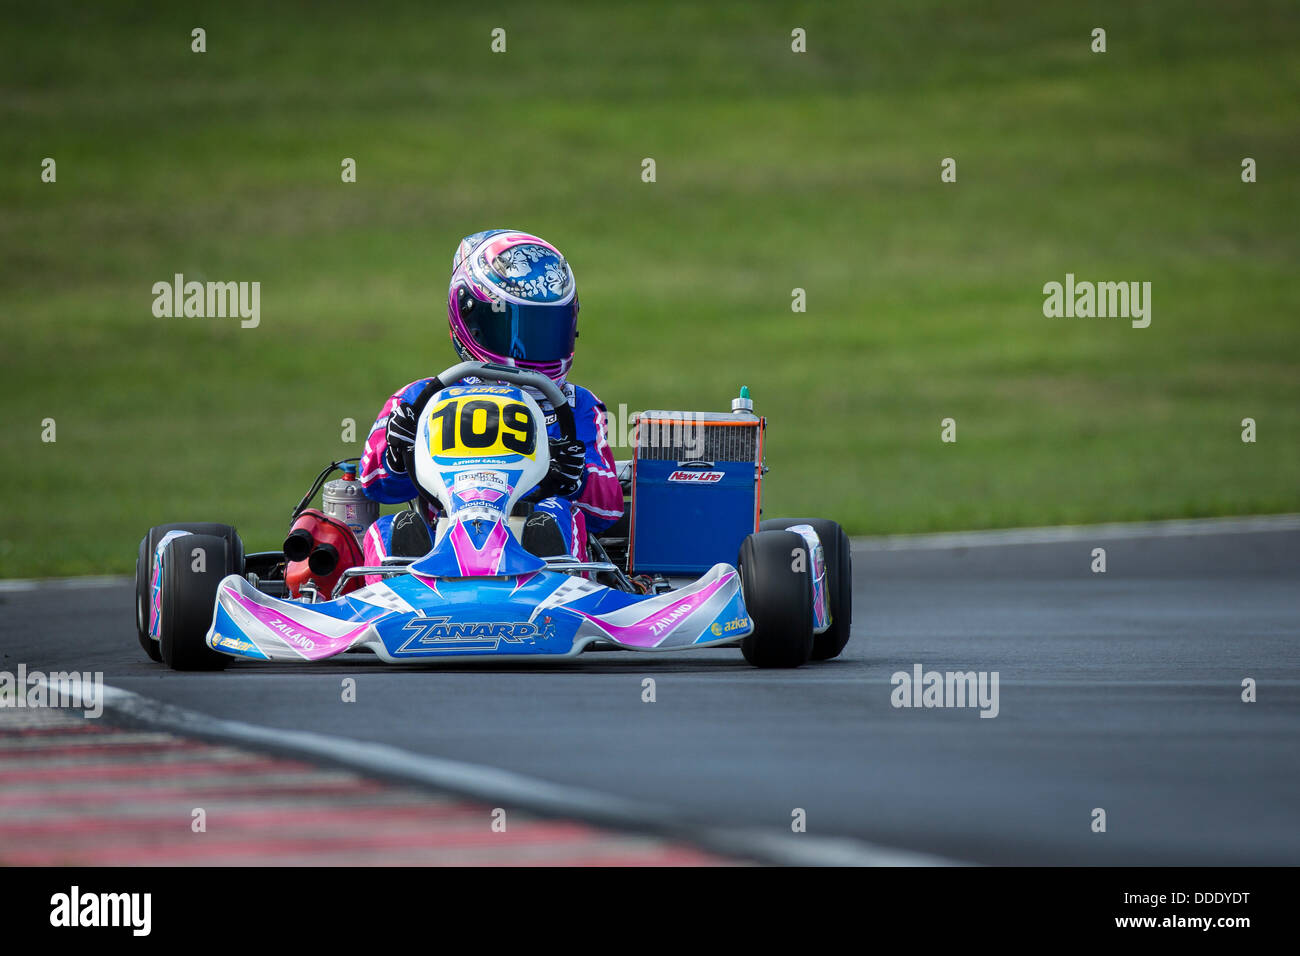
<box><xmin>208</xmin><ymin>558</ymin><xmax>749</xmax><ymax>663</ymax></box>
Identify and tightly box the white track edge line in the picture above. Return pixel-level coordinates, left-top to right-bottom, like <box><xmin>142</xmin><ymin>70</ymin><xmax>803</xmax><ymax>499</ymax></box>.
<box><xmin>90</xmin><ymin>682</ymin><xmax>958</xmax><ymax>867</ymax></box>
<box><xmin>0</xmin><ymin>574</ymin><xmax>132</xmax><ymax>593</ymax></box>
<box><xmin>852</xmin><ymin>513</ymin><xmax>1300</xmax><ymax>551</ymax></box>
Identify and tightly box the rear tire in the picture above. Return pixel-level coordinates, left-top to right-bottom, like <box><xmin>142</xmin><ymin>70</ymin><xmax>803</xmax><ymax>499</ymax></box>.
<box><xmin>158</xmin><ymin>532</ymin><xmax>238</xmax><ymax>671</ymax></box>
<box><xmin>761</xmin><ymin>518</ymin><xmax>853</xmax><ymax>660</ymax></box>
<box><xmin>136</xmin><ymin>522</ymin><xmax>243</xmax><ymax>664</ymax></box>
<box><xmin>135</xmin><ymin>534</ymin><xmax>162</xmax><ymax>662</ymax></box>
<box><xmin>738</xmin><ymin>530</ymin><xmax>814</xmax><ymax>668</ymax></box>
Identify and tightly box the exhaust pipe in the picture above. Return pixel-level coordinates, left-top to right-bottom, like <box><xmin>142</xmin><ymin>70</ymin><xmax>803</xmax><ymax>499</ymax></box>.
<box><xmin>283</xmin><ymin>528</ymin><xmax>314</xmax><ymax>563</ymax></box>
<box><xmin>308</xmin><ymin>543</ymin><xmax>339</xmax><ymax>576</ymax></box>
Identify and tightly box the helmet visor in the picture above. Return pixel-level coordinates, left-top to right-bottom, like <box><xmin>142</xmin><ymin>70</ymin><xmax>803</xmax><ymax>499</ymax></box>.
<box><xmin>460</xmin><ymin>295</ymin><xmax>577</xmax><ymax>364</ymax></box>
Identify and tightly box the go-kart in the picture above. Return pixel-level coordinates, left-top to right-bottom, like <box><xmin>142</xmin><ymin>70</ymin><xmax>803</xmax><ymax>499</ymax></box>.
<box><xmin>134</xmin><ymin>362</ymin><xmax>853</xmax><ymax>670</ymax></box>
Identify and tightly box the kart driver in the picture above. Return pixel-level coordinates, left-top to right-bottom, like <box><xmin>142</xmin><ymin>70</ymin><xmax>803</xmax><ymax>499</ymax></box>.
<box><xmin>358</xmin><ymin>229</ymin><xmax>623</xmax><ymax>567</ymax></box>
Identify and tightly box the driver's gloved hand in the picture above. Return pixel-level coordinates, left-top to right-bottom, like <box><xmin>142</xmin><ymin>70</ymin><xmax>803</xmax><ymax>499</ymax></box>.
<box><xmin>537</xmin><ymin>438</ymin><xmax>586</xmax><ymax>499</ymax></box>
<box><xmin>385</xmin><ymin>376</ymin><xmax>446</xmax><ymax>474</ymax></box>
<box><xmin>384</xmin><ymin>402</ymin><xmax>419</xmax><ymax>474</ymax></box>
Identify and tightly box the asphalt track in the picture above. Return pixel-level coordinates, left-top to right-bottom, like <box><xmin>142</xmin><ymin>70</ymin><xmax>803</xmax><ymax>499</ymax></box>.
<box><xmin>2</xmin><ymin>518</ymin><xmax>1297</xmax><ymax>865</ymax></box>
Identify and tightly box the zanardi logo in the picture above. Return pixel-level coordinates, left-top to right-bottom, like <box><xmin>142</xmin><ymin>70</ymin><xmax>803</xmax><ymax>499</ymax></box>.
<box><xmin>668</xmin><ymin>470</ymin><xmax>724</xmax><ymax>484</ymax></box>
<box><xmin>268</xmin><ymin>618</ymin><xmax>315</xmax><ymax>650</ymax></box>
<box><xmin>395</xmin><ymin>615</ymin><xmax>557</xmax><ymax>655</ymax></box>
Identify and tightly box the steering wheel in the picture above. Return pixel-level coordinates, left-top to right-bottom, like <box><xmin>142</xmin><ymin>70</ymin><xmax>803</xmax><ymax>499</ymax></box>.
<box><xmin>399</xmin><ymin>361</ymin><xmax>577</xmax><ymax>503</ymax></box>
<box><xmin>433</xmin><ymin>361</ymin><xmax>577</xmax><ymax>445</ymax></box>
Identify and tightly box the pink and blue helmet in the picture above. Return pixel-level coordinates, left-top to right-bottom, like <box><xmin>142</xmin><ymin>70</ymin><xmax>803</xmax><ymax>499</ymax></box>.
<box><xmin>447</xmin><ymin>229</ymin><xmax>579</xmax><ymax>383</ymax></box>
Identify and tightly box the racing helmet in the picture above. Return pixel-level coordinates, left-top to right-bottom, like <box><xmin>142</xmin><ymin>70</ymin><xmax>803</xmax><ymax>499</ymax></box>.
<box><xmin>447</xmin><ymin>229</ymin><xmax>579</xmax><ymax>383</ymax></box>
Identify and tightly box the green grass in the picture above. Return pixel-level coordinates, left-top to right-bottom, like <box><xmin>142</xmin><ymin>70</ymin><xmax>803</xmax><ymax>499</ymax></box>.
<box><xmin>1</xmin><ymin>0</ymin><xmax>1297</xmax><ymax>576</ymax></box>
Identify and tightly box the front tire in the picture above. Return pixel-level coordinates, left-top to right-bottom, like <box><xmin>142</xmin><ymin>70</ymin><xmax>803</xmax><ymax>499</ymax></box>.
<box><xmin>136</xmin><ymin>522</ymin><xmax>243</xmax><ymax>664</ymax></box>
<box><xmin>738</xmin><ymin>530</ymin><xmax>814</xmax><ymax>668</ymax></box>
<box><xmin>761</xmin><ymin>518</ymin><xmax>853</xmax><ymax>660</ymax></box>
<box><xmin>159</xmin><ymin>533</ymin><xmax>237</xmax><ymax>671</ymax></box>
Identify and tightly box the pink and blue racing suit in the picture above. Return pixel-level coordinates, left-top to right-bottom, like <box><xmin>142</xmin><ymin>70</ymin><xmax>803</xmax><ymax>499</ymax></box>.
<box><xmin>358</xmin><ymin>377</ymin><xmax>623</xmax><ymax>569</ymax></box>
